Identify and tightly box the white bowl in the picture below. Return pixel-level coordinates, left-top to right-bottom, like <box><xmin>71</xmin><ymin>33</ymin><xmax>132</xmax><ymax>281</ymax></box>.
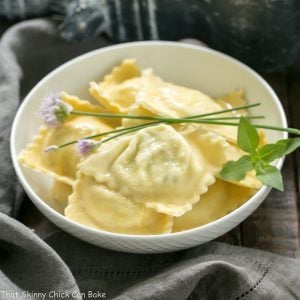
<box><xmin>11</xmin><ymin>41</ymin><xmax>287</xmax><ymax>253</ymax></box>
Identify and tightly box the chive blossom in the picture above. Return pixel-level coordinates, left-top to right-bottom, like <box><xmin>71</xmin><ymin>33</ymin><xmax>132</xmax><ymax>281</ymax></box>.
<box><xmin>40</xmin><ymin>92</ymin><xmax>72</xmax><ymax>127</ymax></box>
<box><xmin>76</xmin><ymin>139</ymin><xmax>99</xmax><ymax>156</ymax></box>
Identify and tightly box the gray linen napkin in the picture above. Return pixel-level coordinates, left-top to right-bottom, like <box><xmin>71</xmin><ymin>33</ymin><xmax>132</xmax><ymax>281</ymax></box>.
<box><xmin>1</xmin><ymin>18</ymin><xmax>300</xmax><ymax>300</ymax></box>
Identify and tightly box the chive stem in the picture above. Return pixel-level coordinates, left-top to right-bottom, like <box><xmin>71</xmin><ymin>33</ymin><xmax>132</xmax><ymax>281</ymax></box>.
<box><xmin>184</xmin><ymin>102</ymin><xmax>261</xmax><ymax>119</ymax></box>
<box><xmin>52</xmin><ymin>101</ymin><xmax>299</xmax><ymax>151</ymax></box>
<box><xmin>55</xmin><ymin>119</ymin><xmax>299</xmax><ymax>151</ymax></box>
<box><xmin>200</xmin><ymin>116</ymin><xmax>265</xmax><ymax>121</ymax></box>
<box><xmin>70</xmin><ymin>102</ymin><xmax>261</xmax><ymax>122</ymax></box>
<box><xmin>57</xmin><ymin>121</ymin><xmax>161</xmax><ymax>149</ymax></box>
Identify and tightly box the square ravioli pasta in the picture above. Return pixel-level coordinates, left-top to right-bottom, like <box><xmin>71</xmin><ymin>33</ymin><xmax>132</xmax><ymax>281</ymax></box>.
<box><xmin>66</xmin><ymin>172</ymin><xmax>173</xmax><ymax>235</ymax></box>
<box><xmin>74</xmin><ymin>124</ymin><xmax>228</xmax><ymax>217</ymax></box>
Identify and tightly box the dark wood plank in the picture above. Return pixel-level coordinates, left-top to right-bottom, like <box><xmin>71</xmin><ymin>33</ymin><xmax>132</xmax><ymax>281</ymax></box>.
<box><xmin>217</xmin><ymin>226</ymin><xmax>242</xmax><ymax>245</ymax></box>
<box><xmin>242</xmin><ymin>156</ymin><xmax>299</xmax><ymax>257</ymax></box>
<box><xmin>287</xmin><ymin>58</ymin><xmax>300</xmax><ymax>256</ymax></box>
<box><xmin>241</xmin><ymin>73</ymin><xmax>300</xmax><ymax>257</ymax></box>
<box><xmin>287</xmin><ymin>59</ymin><xmax>300</xmax><ymax>193</ymax></box>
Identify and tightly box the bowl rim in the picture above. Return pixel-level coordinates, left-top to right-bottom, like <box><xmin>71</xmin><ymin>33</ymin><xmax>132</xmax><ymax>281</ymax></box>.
<box><xmin>10</xmin><ymin>40</ymin><xmax>288</xmax><ymax>240</ymax></box>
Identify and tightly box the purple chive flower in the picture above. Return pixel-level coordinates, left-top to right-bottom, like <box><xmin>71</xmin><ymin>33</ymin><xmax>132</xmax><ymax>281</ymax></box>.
<box><xmin>39</xmin><ymin>92</ymin><xmax>72</xmax><ymax>127</ymax></box>
<box><xmin>76</xmin><ymin>139</ymin><xmax>98</xmax><ymax>156</ymax></box>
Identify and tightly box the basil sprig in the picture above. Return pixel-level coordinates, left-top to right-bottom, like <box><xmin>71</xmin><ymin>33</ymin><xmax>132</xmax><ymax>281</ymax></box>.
<box><xmin>219</xmin><ymin>117</ymin><xmax>300</xmax><ymax>191</ymax></box>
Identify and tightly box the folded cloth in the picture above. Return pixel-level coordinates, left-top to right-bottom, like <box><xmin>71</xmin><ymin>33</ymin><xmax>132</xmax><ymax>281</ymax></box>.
<box><xmin>1</xmin><ymin>18</ymin><xmax>300</xmax><ymax>300</ymax></box>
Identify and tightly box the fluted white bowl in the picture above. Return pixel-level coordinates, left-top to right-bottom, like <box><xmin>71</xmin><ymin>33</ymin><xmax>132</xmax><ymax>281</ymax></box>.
<box><xmin>11</xmin><ymin>42</ymin><xmax>287</xmax><ymax>253</ymax></box>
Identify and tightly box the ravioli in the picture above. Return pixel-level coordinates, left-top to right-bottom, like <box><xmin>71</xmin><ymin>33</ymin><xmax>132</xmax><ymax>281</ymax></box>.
<box><xmin>20</xmin><ymin>59</ymin><xmax>264</xmax><ymax>235</ymax></box>
<box><xmin>78</xmin><ymin>124</ymin><xmax>228</xmax><ymax>217</ymax></box>
<box><xmin>173</xmin><ymin>179</ymin><xmax>255</xmax><ymax>232</ymax></box>
<box><xmin>217</xmin><ymin>89</ymin><xmax>247</xmax><ymax>116</ymax></box>
<box><xmin>122</xmin><ymin>103</ymin><xmax>157</xmax><ymax>128</ymax></box>
<box><xmin>61</xmin><ymin>92</ymin><xmax>120</xmax><ymax>127</ymax></box>
<box><xmin>19</xmin><ymin>93</ymin><xmax>113</xmax><ymax>185</ymax></box>
<box><xmin>89</xmin><ymin>58</ymin><xmax>141</xmax><ymax>113</ymax></box>
<box><xmin>66</xmin><ymin>172</ymin><xmax>173</xmax><ymax>234</ymax></box>
<box><xmin>50</xmin><ymin>180</ymin><xmax>73</xmax><ymax>214</ymax></box>
<box><xmin>135</xmin><ymin>71</ymin><xmax>222</xmax><ymax>117</ymax></box>
<box><xmin>120</xmin><ymin>70</ymin><xmax>238</xmax><ymax>143</ymax></box>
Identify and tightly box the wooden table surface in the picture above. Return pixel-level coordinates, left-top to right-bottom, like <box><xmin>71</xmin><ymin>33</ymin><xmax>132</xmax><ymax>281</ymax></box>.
<box><xmin>18</xmin><ymin>62</ymin><xmax>300</xmax><ymax>258</ymax></box>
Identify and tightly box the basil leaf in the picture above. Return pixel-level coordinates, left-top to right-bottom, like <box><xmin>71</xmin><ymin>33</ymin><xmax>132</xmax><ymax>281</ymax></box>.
<box><xmin>259</xmin><ymin>138</ymin><xmax>300</xmax><ymax>163</ymax></box>
<box><xmin>256</xmin><ymin>164</ymin><xmax>284</xmax><ymax>191</ymax></box>
<box><xmin>237</xmin><ymin>117</ymin><xmax>259</xmax><ymax>153</ymax></box>
<box><xmin>219</xmin><ymin>155</ymin><xmax>253</xmax><ymax>181</ymax></box>
<box><xmin>277</xmin><ymin>137</ymin><xmax>300</xmax><ymax>155</ymax></box>
<box><xmin>259</xmin><ymin>143</ymin><xmax>286</xmax><ymax>163</ymax></box>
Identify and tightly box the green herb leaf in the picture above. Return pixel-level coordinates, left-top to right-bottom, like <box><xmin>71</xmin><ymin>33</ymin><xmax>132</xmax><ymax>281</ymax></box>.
<box><xmin>259</xmin><ymin>137</ymin><xmax>300</xmax><ymax>163</ymax></box>
<box><xmin>219</xmin><ymin>155</ymin><xmax>253</xmax><ymax>181</ymax></box>
<box><xmin>258</xmin><ymin>143</ymin><xmax>286</xmax><ymax>163</ymax></box>
<box><xmin>256</xmin><ymin>164</ymin><xmax>284</xmax><ymax>191</ymax></box>
<box><xmin>237</xmin><ymin>116</ymin><xmax>259</xmax><ymax>153</ymax></box>
<box><xmin>280</xmin><ymin>137</ymin><xmax>300</xmax><ymax>154</ymax></box>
